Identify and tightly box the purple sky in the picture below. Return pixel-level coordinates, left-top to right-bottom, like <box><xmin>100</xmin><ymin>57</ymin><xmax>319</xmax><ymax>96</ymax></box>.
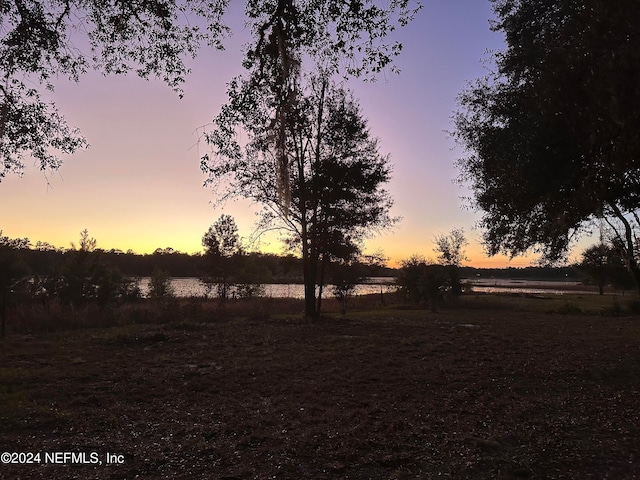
<box><xmin>0</xmin><ymin>1</ymin><xmax>594</xmax><ymax>267</ymax></box>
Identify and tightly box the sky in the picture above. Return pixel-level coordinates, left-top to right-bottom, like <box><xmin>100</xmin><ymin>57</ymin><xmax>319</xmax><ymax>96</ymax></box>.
<box><xmin>0</xmin><ymin>0</ymin><xmax>594</xmax><ymax>268</ymax></box>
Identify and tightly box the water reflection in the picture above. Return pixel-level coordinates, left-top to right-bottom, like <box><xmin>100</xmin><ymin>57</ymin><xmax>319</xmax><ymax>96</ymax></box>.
<box><xmin>470</xmin><ymin>278</ymin><xmax>596</xmax><ymax>295</ymax></box>
<box><xmin>138</xmin><ymin>277</ymin><xmax>594</xmax><ymax>298</ymax></box>
<box><xmin>138</xmin><ymin>278</ymin><xmax>397</xmax><ymax>299</ymax></box>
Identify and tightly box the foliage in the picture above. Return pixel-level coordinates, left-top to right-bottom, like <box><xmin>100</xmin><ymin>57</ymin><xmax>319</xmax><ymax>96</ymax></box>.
<box><xmin>0</xmin><ymin>231</ymin><xmax>31</xmax><ymax>250</ymax></box>
<box><xmin>0</xmin><ymin>79</ymin><xmax>88</xmax><ymax>180</ymax></box>
<box><xmin>71</xmin><ymin>229</ymin><xmax>97</xmax><ymax>253</ymax></box>
<box><xmin>52</xmin><ymin>230</ymin><xmax>126</xmax><ymax>307</ymax></box>
<box><xmin>396</xmin><ymin>256</ymin><xmax>450</xmax><ymax>312</ymax></box>
<box><xmin>330</xmin><ymin>252</ymin><xmax>386</xmax><ymax>314</ymax></box>
<box><xmin>90</xmin><ymin>262</ymin><xmax>126</xmax><ymax>308</ymax></box>
<box><xmin>453</xmin><ymin>0</ymin><xmax>640</xmax><ymax>292</ymax></box>
<box><xmin>434</xmin><ymin>228</ymin><xmax>468</xmax><ymax>267</ymax></box>
<box><xmin>202</xmin><ymin>214</ymin><xmax>241</xmax><ymax>258</ymax></box>
<box><xmin>118</xmin><ymin>276</ymin><xmax>143</xmax><ymax>303</ymax></box>
<box><xmin>200</xmin><ymin>214</ymin><xmax>245</xmax><ymax>300</ymax></box>
<box><xmin>199</xmin><ymin>214</ymin><xmax>272</xmax><ymax>300</ymax></box>
<box><xmin>331</xmin><ymin>262</ymin><xmax>365</xmax><ymax>315</ymax></box>
<box><xmin>205</xmin><ymin>0</ymin><xmax>420</xmax><ymax>198</ymax></box>
<box><xmin>0</xmin><ymin>236</ymin><xmax>387</xmax><ymax>282</ymax></box>
<box><xmin>242</xmin><ymin>0</ymin><xmax>420</xmax><ymax>80</ymax></box>
<box><xmin>433</xmin><ymin>228</ymin><xmax>468</xmax><ymax>296</ymax></box>
<box><xmin>1</xmin><ymin>0</ymin><xmax>418</xmax><ymax>180</ymax></box>
<box><xmin>579</xmin><ymin>244</ymin><xmax>612</xmax><ymax>295</ymax></box>
<box><xmin>59</xmin><ymin>248</ymin><xmax>93</xmax><ymax>306</ymax></box>
<box><xmin>203</xmin><ymin>76</ymin><xmax>396</xmax><ymax>317</ymax></box>
<box><xmin>579</xmin><ymin>242</ymin><xmax>635</xmax><ymax>294</ymax></box>
<box><xmin>24</xmin><ymin>236</ymin><xmax>146</xmax><ymax>307</ymax></box>
<box><xmin>0</xmin><ymin>231</ymin><xmax>31</xmax><ymax>337</ymax></box>
<box><xmin>234</xmin><ymin>255</ymin><xmax>272</xmax><ymax>299</ymax></box>
<box><xmin>148</xmin><ymin>267</ymin><xmax>174</xmax><ymax>299</ymax></box>
<box><xmin>0</xmin><ymin>0</ymin><xmax>228</xmax><ymax>179</ymax></box>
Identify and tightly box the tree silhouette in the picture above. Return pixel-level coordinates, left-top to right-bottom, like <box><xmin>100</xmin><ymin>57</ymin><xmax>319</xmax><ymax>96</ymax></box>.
<box><xmin>148</xmin><ymin>266</ymin><xmax>174</xmax><ymax>299</ymax></box>
<box><xmin>579</xmin><ymin>242</ymin><xmax>636</xmax><ymax>294</ymax></box>
<box><xmin>223</xmin><ymin>0</ymin><xmax>420</xmax><ymax>198</ymax></box>
<box><xmin>396</xmin><ymin>256</ymin><xmax>448</xmax><ymax>312</ymax></box>
<box><xmin>0</xmin><ymin>0</ymin><xmax>228</xmax><ymax>179</ymax></box>
<box><xmin>434</xmin><ymin>228</ymin><xmax>468</xmax><ymax>267</ymax></box>
<box><xmin>204</xmin><ymin>76</ymin><xmax>396</xmax><ymax>318</ymax></box>
<box><xmin>0</xmin><ymin>1</ymin><xmax>418</xmax><ymax>181</ymax></box>
<box><xmin>331</xmin><ymin>252</ymin><xmax>386</xmax><ymax>315</ymax></box>
<box><xmin>433</xmin><ymin>228</ymin><xmax>468</xmax><ymax>296</ymax></box>
<box><xmin>72</xmin><ymin>229</ymin><xmax>97</xmax><ymax>253</ymax></box>
<box><xmin>453</xmin><ymin>0</ymin><xmax>640</xmax><ymax>294</ymax></box>
<box><xmin>579</xmin><ymin>243</ymin><xmax>612</xmax><ymax>295</ymax></box>
<box><xmin>0</xmin><ymin>232</ymin><xmax>30</xmax><ymax>337</ymax></box>
<box><xmin>200</xmin><ymin>214</ymin><xmax>243</xmax><ymax>301</ymax></box>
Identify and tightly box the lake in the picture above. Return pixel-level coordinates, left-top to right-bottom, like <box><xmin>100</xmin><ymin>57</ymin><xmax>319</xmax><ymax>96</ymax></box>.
<box><xmin>138</xmin><ymin>277</ymin><xmax>593</xmax><ymax>298</ymax></box>
<box><xmin>470</xmin><ymin>278</ymin><xmax>596</xmax><ymax>295</ymax></box>
<box><xmin>138</xmin><ymin>277</ymin><xmax>396</xmax><ymax>299</ymax></box>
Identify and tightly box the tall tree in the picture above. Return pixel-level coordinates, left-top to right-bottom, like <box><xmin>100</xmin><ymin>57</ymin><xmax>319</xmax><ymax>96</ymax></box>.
<box><xmin>578</xmin><ymin>241</ymin><xmax>636</xmax><ymax>294</ymax></box>
<box><xmin>205</xmin><ymin>0</ymin><xmax>419</xmax><ymax>199</ymax></box>
<box><xmin>203</xmin><ymin>76</ymin><xmax>396</xmax><ymax>318</ymax></box>
<box><xmin>200</xmin><ymin>214</ymin><xmax>243</xmax><ymax>300</ymax></box>
<box><xmin>433</xmin><ymin>228</ymin><xmax>468</xmax><ymax>296</ymax></box>
<box><xmin>453</xmin><ymin>0</ymin><xmax>640</xmax><ymax>294</ymax></box>
<box><xmin>433</xmin><ymin>228</ymin><xmax>468</xmax><ymax>268</ymax></box>
<box><xmin>579</xmin><ymin>243</ymin><xmax>614</xmax><ymax>295</ymax></box>
<box><xmin>1</xmin><ymin>0</ymin><xmax>418</xmax><ymax>181</ymax></box>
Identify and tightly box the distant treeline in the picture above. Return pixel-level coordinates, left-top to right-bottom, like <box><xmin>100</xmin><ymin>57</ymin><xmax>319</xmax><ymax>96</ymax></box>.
<box><xmin>459</xmin><ymin>266</ymin><xmax>583</xmax><ymax>281</ymax></box>
<box><xmin>11</xmin><ymin>248</ymin><xmax>398</xmax><ymax>283</ymax></box>
<box><xmin>3</xmin><ymin>238</ymin><xmax>588</xmax><ymax>284</ymax></box>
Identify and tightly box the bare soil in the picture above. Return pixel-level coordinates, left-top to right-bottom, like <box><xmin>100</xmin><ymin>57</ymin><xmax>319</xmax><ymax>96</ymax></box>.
<box><xmin>2</xmin><ymin>300</ymin><xmax>640</xmax><ymax>479</ymax></box>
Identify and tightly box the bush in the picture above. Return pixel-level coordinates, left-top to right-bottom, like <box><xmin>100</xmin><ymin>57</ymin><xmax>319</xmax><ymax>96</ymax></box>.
<box><xmin>396</xmin><ymin>257</ymin><xmax>450</xmax><ymax>312</ymax></box>
<box><xmin>148</xmin><ymin>267</ymin><xmax>174</xmax><ymax>298</ymax></box>
<box><xmin>555</xmin><ymin>301</ymin><xmax>582</xmax><ymax>315</ymax></box>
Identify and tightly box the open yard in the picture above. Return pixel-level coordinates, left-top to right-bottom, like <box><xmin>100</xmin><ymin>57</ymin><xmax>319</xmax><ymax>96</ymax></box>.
<box><xmin>1</xmin><ymin>294</ymin><xmax>640</xmax><ymax>479</ymax></box>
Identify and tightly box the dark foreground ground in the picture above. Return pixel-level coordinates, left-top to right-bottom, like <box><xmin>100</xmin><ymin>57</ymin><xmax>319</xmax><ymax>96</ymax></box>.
<box><xmin>1</xmin><ymin>295</ymin><xmax>640</xmax><ymax>479</ymax></box>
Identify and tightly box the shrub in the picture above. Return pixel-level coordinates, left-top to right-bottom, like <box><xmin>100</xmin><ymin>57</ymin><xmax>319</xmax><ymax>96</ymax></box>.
<box><xmin>148</xmin><ymin>267</ymin><xmax>174</xmax><ymax>298</ymax></box>
<box><xmin>396</xmin><ymin>257</ymin><xmax>450</xmax><ymax>312</ymax></box>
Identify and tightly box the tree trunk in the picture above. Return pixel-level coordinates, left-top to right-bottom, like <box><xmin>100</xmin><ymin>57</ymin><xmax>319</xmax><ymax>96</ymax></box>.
<box><xmin>316</xmin><ymin>253</ymin><xmax>328</xmax><ymax>315</ymax></box>
<box><xmin>630</xmin><ymin>266</ymin><xmax>640</xmax><ymax>298</ymax></box>
<box><xmin>302</xmin><ymin>240</ymin><xmax>317</xmax><ymax>319</ymax></box>
<box><xmin>609</xmin><ymin>203</ymin><xmax>640</xmax><ymax>297</ymax></box>
<box><xmin>316</xmin><ymin>283</ymin><xmax>323</xmax><ymax>315</ymax></box>
<box><xmin>303</xmin><ymin>276</ymin><xmax>316</xmax><ymax>318</ymax></box>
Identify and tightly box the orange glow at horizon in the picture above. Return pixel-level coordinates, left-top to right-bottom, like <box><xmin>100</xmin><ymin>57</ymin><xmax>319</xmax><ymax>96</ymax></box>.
<box><xmin>2</xmin><ymin>216</ymin><xmax>542</xmax><ymax>269</ymax></box>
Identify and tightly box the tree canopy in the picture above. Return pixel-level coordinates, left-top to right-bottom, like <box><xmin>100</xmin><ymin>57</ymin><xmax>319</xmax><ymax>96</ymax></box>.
<box><xmin>453</xmin><ymin>0</ymin><xmax>640</xmax><ymax>289</ymax></box>
<box><xmin>203</xmin><ymin>75</ymin><xmax>396</xmax><ymax>317</ymax></box>
<box><xmin>0</xmin><ymin>0</ymin><xmax>419</xmax><ymax>181</ymax></box>
<box><xmin>200</xmin><ymin>214</ymin><xmax>246</xmax><ymax>300</ymax></box>
<box><xmin>0</xmin><ymin>0</ymin><xmax>228</xmax><ymax>179</ymax></box>
<box><xmin>433</xmin><ymin>228</ymin><xmax>468</xmax><ymax>267</ymax></box>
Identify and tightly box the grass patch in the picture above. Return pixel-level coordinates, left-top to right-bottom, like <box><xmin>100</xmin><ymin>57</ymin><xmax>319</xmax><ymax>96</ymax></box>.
<box><xmin>2</xmin><ymin>290</ymin><xmax>639</xmax><ymax>339</ymax></box>
<box><xmin>2</xmin><ymin>304</ymin><xmax>640</xmax><ymax>479</ymax></box>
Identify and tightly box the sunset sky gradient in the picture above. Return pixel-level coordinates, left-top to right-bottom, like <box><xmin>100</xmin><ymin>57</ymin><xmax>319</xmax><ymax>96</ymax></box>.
<box><xmin>0</xmin><ymin>1</ymin><xmax>594</xmax><ymax>267</ymax></box>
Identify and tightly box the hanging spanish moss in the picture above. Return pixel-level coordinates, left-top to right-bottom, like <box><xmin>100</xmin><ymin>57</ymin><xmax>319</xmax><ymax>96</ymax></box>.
<box><xmin>261</xmin><ymin>0</ymin><xmax>302</xmax><ymax>210</ymax></box>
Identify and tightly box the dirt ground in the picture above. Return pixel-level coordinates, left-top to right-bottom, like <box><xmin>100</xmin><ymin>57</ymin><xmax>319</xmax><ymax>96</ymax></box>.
<box><xmin>1</xmin><ymin>298</ymin><xmax>640</xmax><ymax>479</ymax></box>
